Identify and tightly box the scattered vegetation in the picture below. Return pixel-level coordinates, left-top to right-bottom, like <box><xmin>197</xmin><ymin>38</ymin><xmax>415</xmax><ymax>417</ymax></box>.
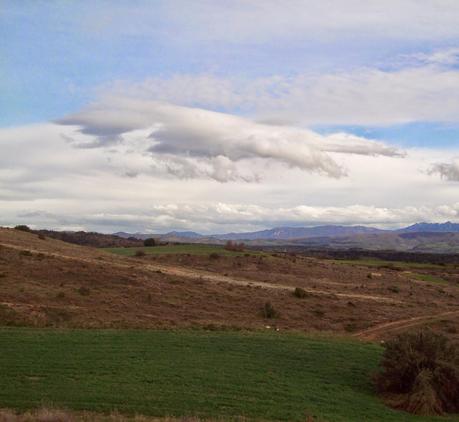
<box><xmin>208</xmin><ymin>252</ymin><xmax>220</xmax><ymax>260</ymax></box>
<box><xmin>375</xmin><ymin>330</ymin><xmax>459</xmax><ymax>416</ymax></box>
<box><xmin>135</xmin><ymin>250</ymin><xmax>146</xmax><ymax>257</ymax></box>
<box><xmin>106</xmin><ymin>244</ymin><xmax>258</xmax><ymax>257</ymax></box>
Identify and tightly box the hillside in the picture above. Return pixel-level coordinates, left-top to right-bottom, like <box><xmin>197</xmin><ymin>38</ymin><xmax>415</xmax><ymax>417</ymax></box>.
<box><xmin>1</xmin><ymin>227</ymin><xmax>458</xmax><ymax>340</ymax></box>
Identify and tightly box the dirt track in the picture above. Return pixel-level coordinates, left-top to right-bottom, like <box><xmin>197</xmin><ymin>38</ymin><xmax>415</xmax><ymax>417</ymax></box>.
<box><xmin>355</xmin><ymin>310</ymin><xmax>459</xmax><ymax>341</ymax></box>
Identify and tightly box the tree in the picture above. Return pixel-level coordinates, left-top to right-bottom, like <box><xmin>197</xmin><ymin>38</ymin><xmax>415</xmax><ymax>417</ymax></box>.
<box><xmin>143</xmin><ymin>238</ymin><xmax>156</xmax><ymax>247</ymax></box>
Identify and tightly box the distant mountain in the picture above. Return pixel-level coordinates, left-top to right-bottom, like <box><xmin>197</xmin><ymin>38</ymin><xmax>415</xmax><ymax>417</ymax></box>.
<box><xmin>112</xmin><ymin>222</ymin><xmax>459</xmax><ymax>249</ymax></box>
<box><xmin>398</xmin><ymin>222</ymin><xmax>459</xmax><ymax>233</ymax></box>
<box><xmin>163</xmin><ymin>231</ymin><xmax>203</xmax><ymax>239</ymax></box>
<box><xmin>212</xmin><ymin>225</ymin><xmax>385</xmax><ymax>241</ymax></box>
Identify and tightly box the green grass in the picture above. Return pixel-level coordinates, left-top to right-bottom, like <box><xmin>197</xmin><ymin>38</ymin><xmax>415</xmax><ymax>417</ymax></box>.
<box><xmin>104</xmin><ymin>244</ymin><xmax>259</xmax><ymax>257</ymax></box>
<box><xmin>329</xmin><ymin>258</ymin><xmax>443</xmax><ymax>270</ymax></box>
<box><xmin>0</xmin><ymin>329</ymin><xmax>457</xmax><ymax>421</ymax></box>
<box><xmin>411</xmin><ymin>273</ymin><xmax>448</xmax><ymax>284</ymax></box>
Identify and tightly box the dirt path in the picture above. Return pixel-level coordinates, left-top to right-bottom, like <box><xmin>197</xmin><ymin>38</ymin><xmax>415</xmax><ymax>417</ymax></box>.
<box><xmin>0</xmin><ymin>241</ymin><xmax>402</xmax><ymax>304</ymax></box>
<box><xmin>146</xmin><ymin>263</ymin><xmax>402</xmax><ymax>303</ymax></box>
<box><xmin>354</xmin><ymin>310</ymin><xmax>459</xmax><ymax>341</ymax></box>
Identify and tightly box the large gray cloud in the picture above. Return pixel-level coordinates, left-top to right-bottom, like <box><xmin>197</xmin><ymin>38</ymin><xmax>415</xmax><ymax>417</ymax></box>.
<box><xmin>58</xmin><ymin>98</ymin><xmax>402</xmax><ymax>180</ymax></box>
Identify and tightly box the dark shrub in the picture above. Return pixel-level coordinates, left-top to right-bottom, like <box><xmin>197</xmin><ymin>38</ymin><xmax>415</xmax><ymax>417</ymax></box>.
<box><xmin>19</xmin><ymin>250</ymin><xmax>32</xmax><ymax>257</ymax></box>
<box><xmin>388</xmin><ymin>286</ymin><xmax>400</xmax><ymax>293</ymax></box>
<box><xmin>77</xmin><ymin>287</ymin><xmax>90</xmax><ymax>296</ymax></box>
<box><xmin>135</xmin><ymin>250</ymin><xmax>146</xmax><ymax>257</ymax></box>
<box><xmin>14</xmin><ymin>225</ymin><xmax>31</xmax><ymax>232</ymax></box>
<box><xmin>209</xmin><ymin>252</ymin><xmax>220</xmax><ymax>260</ymax></box>
<box><xmin>143</xmin><ymin>238</ymin><xmax>156</xmax><ymax>247</ymax></box>
<box><xmin>293</xmin><ymin>287</ymin><xmax>308</xmax><ymax>298</ymax></box>
<box><xmin>375</xmin><ymin>330</ymin><xmax>459</xmax><ymax>415</ymax></box>
<box><xmin>262</xmin><ymin>301</ymin><xmax>279</xmax><ymax>319</ymax></box>
<box><xmin>37</xmin><ymin>233</ymin><xmax>46</xmax><ymax>240</ymax></box>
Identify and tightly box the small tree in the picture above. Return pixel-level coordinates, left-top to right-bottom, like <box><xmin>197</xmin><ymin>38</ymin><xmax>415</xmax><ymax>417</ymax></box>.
<box><xmin>143</xmin><ymin>238</ymin><xmax>156</xmax><ymax>247</ymax></box>
<box><xmin>374</xmin><ymin>330</ymin><xmax>459</xmax><ymax>415</ymax></box>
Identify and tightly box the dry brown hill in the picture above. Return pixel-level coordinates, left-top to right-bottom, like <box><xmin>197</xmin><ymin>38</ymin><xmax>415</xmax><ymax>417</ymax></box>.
<box><xmin>0</xmin><ymin>227</ymin><xmax>458</xmax><ymax>340</ymax></box>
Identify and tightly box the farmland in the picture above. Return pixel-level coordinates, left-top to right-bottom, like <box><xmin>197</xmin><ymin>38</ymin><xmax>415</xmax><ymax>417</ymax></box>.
<box><xmin>2</xmin><ymin>328</ymin><xmax>456</xmax><ymax>422</ymax></box>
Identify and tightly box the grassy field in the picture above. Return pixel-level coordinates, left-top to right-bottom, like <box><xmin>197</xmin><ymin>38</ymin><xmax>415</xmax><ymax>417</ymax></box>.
<box><xmin>0</xmin><ymin>329</ymin><xmax>457</xmax><ymax>421</ymax></box>
<box><xmin>105</xmin><ymin>244</ymin><xmax>259</xmax><ymax>257</ymax></box>
<box><xmin>329</xmin><ymin>258</ymin><xmax>444</xmax><ymax>270</ymax></box>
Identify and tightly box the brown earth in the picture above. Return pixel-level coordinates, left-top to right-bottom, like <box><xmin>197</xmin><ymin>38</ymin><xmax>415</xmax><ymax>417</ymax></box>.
<box><xmin>0</xmin><ymin>228</ymin><xmax>458</xmax><ymax>341</ymax></box>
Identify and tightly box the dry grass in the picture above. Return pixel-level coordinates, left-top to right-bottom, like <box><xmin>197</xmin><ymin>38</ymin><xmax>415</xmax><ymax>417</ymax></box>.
<box><xmin>0</xmin><ymin>408</ymin><xmax>250</xmax><ymax>422</ymax></box>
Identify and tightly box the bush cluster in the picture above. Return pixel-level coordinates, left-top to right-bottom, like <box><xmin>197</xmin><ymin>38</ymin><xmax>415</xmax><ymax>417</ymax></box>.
<box><xmin>375</xmin><ymin>330</ymin><xmax>459</xmax><ymax>415</ymax></box>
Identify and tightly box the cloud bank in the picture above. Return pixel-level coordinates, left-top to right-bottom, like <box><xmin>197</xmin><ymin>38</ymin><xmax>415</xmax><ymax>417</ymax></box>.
<box><xmin>58</xmin><ymin>98</ymin><xmax>402</xmax><ymax>181</ymax></box>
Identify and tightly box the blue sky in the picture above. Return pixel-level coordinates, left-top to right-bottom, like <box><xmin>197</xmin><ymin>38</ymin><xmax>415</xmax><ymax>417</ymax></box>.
<box><xmin>1</xmin><ymin>1</ymin><xmax>459</xmax><ymax>232</ymax></box>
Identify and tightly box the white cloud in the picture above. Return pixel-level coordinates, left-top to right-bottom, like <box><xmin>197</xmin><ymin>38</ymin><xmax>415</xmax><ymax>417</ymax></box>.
<box><xmin>85</xmin><ymin>1</ymin><xmax>459</xmax><ymax>44</ymax></box>
<box><xmin>103</xmin><ymin>61</ymin><xmax>459</xmax><ymax>126</ymax></box>
<box><xmin>0</xmin><ymin>118</ymin><xmax>457</xmax><ymax>232</ymax></box>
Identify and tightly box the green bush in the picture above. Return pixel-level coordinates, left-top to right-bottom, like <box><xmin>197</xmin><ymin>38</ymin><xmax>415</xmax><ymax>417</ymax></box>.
<box><xmin>374</xmin><ymin>330</ymin><xmax>459</xmax><ymax>415</ymax></box>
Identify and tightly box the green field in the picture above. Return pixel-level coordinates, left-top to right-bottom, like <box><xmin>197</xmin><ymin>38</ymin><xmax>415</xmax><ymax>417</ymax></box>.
<box><xmin>105</xmin><ymin>244</ymin><xmax>259</xmax><ymax>257</ymax></box>
<box><xmin>329</xmin><ymin>258</ymin><xmax>443</xmax><ymax>270</ymax></box>
<box><xmin>0</xmin><ymin>329</ymin><xmax>456</xmax><ymax>421</ymax></box>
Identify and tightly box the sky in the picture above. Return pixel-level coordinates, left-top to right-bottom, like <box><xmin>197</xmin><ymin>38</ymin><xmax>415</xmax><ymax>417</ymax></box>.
<box><xmin>1</xmin><ymin>0</ymin><xmax>459</xmax><ymax>234</ymax></box>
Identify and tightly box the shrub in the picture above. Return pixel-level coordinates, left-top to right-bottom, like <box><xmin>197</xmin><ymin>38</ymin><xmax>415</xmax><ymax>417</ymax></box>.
<box><xmin>374</xmin><ymin>330</ymin><xmax>459</xmax><ymax>415</ymax></box>
<box><xmin>262</xmin><ymin>301</ymin><xmax>279</xmax><ymax>319</ymax></box>
<box><xmin>77</xmin><ymin>287</ymin><xmax>90</xmax><ymax>296</ymax></box>
<box><xmin>293</xmin><ymin>287</ymin><xmax>308</xmax><ymax>298</ymax></box>
<box><xmin>37</xmin><ymin>233</ymin><xmax>46</xmax><ymax>240</ymax></box>
<box><xmin>388</xmin><ymin>286</ymin><xmax>400</xmax><ymax>293</ymax></box>
<box><xmin>14</xmin><ymin>225</ymin><xmax>31</xmax><ymax>232</ymax></box>
<box><xmin>209</xmin><ymin>252</ymin><xmax>220</xmax><ymax>260</ymax></box>
<box><xmin>143</xmin><ymin>238</ymin><xmax>156</xmax><ymax>247</ymax></box>
<box><xmin>135</xmin><ymin>250</ymin><xmax>146</xmax><ymax>257</ymax></box>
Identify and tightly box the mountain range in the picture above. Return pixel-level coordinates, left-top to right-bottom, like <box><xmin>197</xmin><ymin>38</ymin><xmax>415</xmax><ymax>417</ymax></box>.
<box><xmin>114</xmin><ymin>222</ymin><xmax>459</xmax><ymax>242</ymax></box>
